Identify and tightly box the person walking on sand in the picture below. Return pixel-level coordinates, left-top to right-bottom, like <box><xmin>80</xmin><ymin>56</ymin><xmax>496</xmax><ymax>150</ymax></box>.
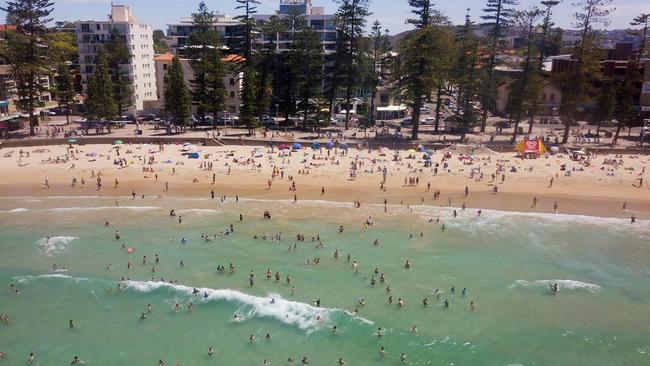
<box><xmin>531</xmin><ymin>196</ymin><xmax>537</xmax><ymax>208</ymax></box>
<box><xmin>553</xmin><ymin>202</ymin><xmax>558</xmax><ymax>213</ymax></box>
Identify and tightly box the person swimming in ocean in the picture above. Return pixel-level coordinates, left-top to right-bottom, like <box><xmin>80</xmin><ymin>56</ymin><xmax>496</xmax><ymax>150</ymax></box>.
<box><xmin>550</xmin><ymin>283</ymin><xmax>559</xmax><ymax>293</ymax></box>
<box><xmin>375</xmin><ymin>327</ymin><xmax>384</xmax><ymax>337</ymax></box>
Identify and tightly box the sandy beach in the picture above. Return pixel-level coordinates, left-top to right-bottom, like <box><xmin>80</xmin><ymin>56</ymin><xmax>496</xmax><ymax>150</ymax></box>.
<box><xmin>0</xmin><ymin>142</ymin><xmax>648</xmax><ymax>219</ymax></box>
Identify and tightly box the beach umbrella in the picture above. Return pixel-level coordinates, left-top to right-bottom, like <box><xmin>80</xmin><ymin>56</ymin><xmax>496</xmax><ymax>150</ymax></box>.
<box><xmin>340</xmin><ymin>143</ymin><xmax>349</xmax><ymax>150</ymax></box>
<box><xmin>326</xmin><ymin>141</ymin><xmax>334</xmax><ymax>149</ymax></box>
<box><xmin>417</xmin><ymin>144</ymin><xmax>425</xmax><ymax>152</ymax></box>
<box><xmin>575</xmin><ymin>150</ymin><xmax>586</xmax><ymax>155</ymax></box>
<box><xmin>407</xmin><ymin>149</ymin><xmax>416</xmax><ymax>154</ymax></box>
<box><xmin>67</xmin><ymin>138</ymin><xmax>77</xmax><ymax>143</ymax></box>
<box><xmin>291</xmin><ymin>143</ymin><xmax>302</xmax><ymax>150</ymax></box>
<box><xmin>114</xmin><ymin>140</ymin><xmax>123</xmax><ymax>145</ymax></box>
<box><xmin>311</xmin><ymin>142</ymin><xmax>321</xmax><ymax>150</ymax></box>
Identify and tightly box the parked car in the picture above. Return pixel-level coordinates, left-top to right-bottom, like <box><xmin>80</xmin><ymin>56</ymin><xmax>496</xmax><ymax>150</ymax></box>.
<box><xmin>259</xmin><ymin>115</ymin><xmax>276</xmax><ymax>126</ymax></box>
<box><xmin>400</xmin><ymin>118</ymin><xmax>414</xmax><ymax>127</ymax></box>
<box><xmin>422</xmin><ymin>117</ymin><xmax>436</xmax><ymax>125</ymax></box>
<box><xmin>141</xmin><ymin>114</ymin><xmax>158</xmax><ymax>122</ymax></box>
<box><xmin>217</xmin><ymin>117</ymin><xmax>238</xmax><ymax>126</ymax></box>
<box><xmin>50</xmin><ymin>106</ymin><xmax>69</xmax><ymax>116</ymax></box>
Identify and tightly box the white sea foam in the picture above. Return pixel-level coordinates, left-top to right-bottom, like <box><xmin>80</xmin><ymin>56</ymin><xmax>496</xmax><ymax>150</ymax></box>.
<box><xmin>509</xmin><ymin>279</ymin><xmax>601</xmax><ymax>293</ymax></box>
<box><xmin>125</xmin><ymin>280</ymin><xmax>373</xmax><ymax>332</ymax></box>
<box><xmin>37</xmin><ymin>236</ymin><xmax>78</xmax><ymax>255</ymax></box>
<box><xmin>0</xmin><ymin>208</ymin><xmax>30</xmax><ymax>213</ymax></box>
<box><xmin>410</xmin><ymin>205</ymin><xmax>650</xmax><ymax>238</ymax></box>
<box><xmin>176</xmin><ymin>208</ymin><xmax>220</xmax><ymax>215</ymax></box>
<box><xmin>14</xmin><ymin>273</ymin><xmax>353</xmax><ymax>332</ymax></box>
<box><xmin>126</xmin><ymin>280</ymin><xmax>332</xmax><ymax>331</ymax></box>
<box><xmin>45</xmin><ymin>206</ymin><xmax>159</xmax><ymax>212</ymax></box>
<box><xmin>14</xmin><ymin>273</ymin><xmax>88</xmax><ymax>284</ymax></box>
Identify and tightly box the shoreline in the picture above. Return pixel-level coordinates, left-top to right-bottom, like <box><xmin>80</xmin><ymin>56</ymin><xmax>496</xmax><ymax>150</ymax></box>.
<box><xmin>0</xmin><ymin>142</ymin><xmax>648</xmax><ymax>220</ymax></box>
<box><xmin>1</xmin><ymin>182</ymin><xmax>648</xmax><ymax>221</ymax></box>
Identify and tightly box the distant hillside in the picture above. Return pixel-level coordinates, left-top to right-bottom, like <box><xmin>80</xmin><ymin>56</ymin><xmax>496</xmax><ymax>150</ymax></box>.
<box><xmin>388</xmin><ymin>30</ymin><xmax>411</xmax><ymax>49</ymax></box>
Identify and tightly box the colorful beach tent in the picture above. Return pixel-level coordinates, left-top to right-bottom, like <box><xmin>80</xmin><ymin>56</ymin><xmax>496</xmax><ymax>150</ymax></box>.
<box><xmin>311</xmin><ymin>142</ymin><xmax>320</xmax><ymax>149</ymax></box>
<box><xmin>188</xmin><ymin>152</ymin><xmax>200</xmax><ymax>159</ymax></box>
<box><xmin>291</xmin><ymin>143</ymin><xmax>302</xmax><ymax>150</ymax></box>
<box><xmin>515</xmin><ymin>137</ymin><xmax>547</xmax><ymax>156</ymax></box>
<box><xmin>339</xmin><ymin>143</ymin><xmax>349</xmax><ymax>150</ymax></box>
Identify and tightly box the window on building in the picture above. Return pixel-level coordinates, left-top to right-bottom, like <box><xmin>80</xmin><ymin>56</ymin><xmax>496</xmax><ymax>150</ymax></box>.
<box><xmin>311</xmin><ymin>20</ymin><xmax>324</xmax><ymax>30</ymax></box>
<box><xmin>230</xmin><ymin>91</ymin><xmax>235</xmax><ymax>98</ymax></box>
<box><xmin>380</xmin><ymin>95</ymin><xmax>389</xmax><ymax>105</ymax></box>
<box><xmin>229</xmin><ymin>78</ymin><xmax>235</xmax><ymax>86</ymax></box>
<box><xmin>163</xmin><ymin>64</ymin><xmax>168</xmax><ymax>71</ymax></box>
<box><xmin>96</xmin><ymin>24</ymin><xmax>100</xmax><ymax>30</ymax></box>
<box><xmin>81</xmin><ymin>24</ymin><xmax>90</xmax><ymax>33</ymax></box>
<box><xmin>550</xmin><ymin>93</ymin><xmax>556</xmax><ymax>102</ymax></box>
<box><xmin>542</xmin><ymin>93</ymin><xmax>546</xmax><ymax>102</ymax></box>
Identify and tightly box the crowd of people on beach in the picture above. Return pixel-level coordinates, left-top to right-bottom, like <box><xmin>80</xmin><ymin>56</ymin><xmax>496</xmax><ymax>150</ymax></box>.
<box><xmin>1</xmin><ymin>141</ymin><xmax>647</xmax><ymax>364</ymax></box>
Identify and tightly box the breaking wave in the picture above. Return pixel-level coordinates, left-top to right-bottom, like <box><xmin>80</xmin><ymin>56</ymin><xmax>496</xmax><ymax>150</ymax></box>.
<box><xmin>37</xmin><ymin>236</ymin><xmax>78</xmax><ymax>255</ymax></box>
<box><xmin>9</xmin><ymin>274</ymin><xmax>372</xmax><ymax>333</ymax></box>
<box><xmin>126</xmin><ymin>280</ymin><xmax>351</xmax><ymax>332</ymax></box>
<box><xmin>509</xmin><ymin>279</ymin><xmax>601</xmax><ymax>293</ymax></box>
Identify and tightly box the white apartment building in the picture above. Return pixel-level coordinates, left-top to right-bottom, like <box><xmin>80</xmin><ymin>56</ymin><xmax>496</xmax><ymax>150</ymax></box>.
<box><xmin>149</xmin><ymin>52</ymin><xmax>243</xmax><ymax>116</ymax></box>
<box><xmin>75</xmin><ymin>4</ymin><xmax>156</xmax><ymax>113</ymax></box>
<box><xmin>166</xmin><ymin>0</ymin><xmax>337</xmax><ymax>55</ymax></box>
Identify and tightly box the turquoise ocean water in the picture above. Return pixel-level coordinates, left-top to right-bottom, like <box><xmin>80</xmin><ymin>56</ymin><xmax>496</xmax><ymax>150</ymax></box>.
<box><xmin>1</xmin><ymin>196</ymin><xmax>649</xmax><ymax>366</ymax></box>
